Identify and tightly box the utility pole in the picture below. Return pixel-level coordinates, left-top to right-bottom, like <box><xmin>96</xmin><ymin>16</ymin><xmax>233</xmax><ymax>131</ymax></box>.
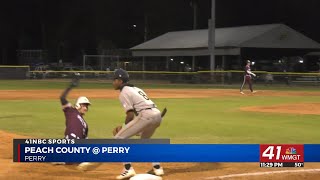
<box><xmin>191</xmin><ymin>0</ymin><xmax>198</xmax><ymax>71</ymax></box>
<box><xmin>142</xmin><ymin>14</ymin><xmax>148</xmax><ymax>79</ymax></box>
<box><xmin>192</xmin><ymin>0</ymin><xmax>198</xmax><ymax>29</ymax></box>
<box><xmin>142</xmin><ymin>14</ymin><xmax>148</xmax><ymax>72</ymax></box>
<box><xmin>209</xmin><ymin>0</ymin><xmax>215</xmax><ymax>71</ymax></box>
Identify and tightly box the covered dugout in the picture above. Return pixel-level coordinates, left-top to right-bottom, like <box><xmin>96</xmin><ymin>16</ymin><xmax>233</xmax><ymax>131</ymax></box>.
<box><xmin>130</xmin><ymin>24</ymin><xmax>320</xmax><ymax>72</ymax></box>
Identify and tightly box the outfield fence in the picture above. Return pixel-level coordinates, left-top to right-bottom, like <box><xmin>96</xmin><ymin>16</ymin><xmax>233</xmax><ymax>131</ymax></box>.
<box><xmin>1</xmin><ymin>66</ymin><xmax>320</xmax><ymax>86</ymax></box>
<box><xmin>0</xmin><ymin>65</ymin><xmax>30</xmax><ymax>79</ymax></box>
<box><xmin>29</xmin><ymin>70</ymin><xmax>320</xmax><ymax>86</ymax></box>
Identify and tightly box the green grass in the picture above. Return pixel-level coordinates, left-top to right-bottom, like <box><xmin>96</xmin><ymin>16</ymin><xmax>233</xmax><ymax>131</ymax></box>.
<box><xmin>1</xmin><ymin>95</ymin><xmax>320</xmax><ymax>144</ymax></box>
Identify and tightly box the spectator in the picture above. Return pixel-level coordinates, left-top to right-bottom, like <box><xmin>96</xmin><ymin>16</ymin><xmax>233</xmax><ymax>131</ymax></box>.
<box><xmin>265</xmin><ymin>73</ymin><xmax>273</xmax><ymax>85</ymax></box>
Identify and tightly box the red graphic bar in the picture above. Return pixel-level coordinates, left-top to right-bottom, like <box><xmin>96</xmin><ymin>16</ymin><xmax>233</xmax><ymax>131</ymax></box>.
<box><xmin>18</xmin><ymin>144</ymin><xmax>20</xmax><ymax>162</ymax></box>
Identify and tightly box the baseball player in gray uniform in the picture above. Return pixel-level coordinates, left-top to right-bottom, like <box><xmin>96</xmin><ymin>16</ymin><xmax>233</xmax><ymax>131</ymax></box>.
<box><xmin>112</xmin><ymin>69</ymin><xmax>164</xmax><ymax>180</ymax></box>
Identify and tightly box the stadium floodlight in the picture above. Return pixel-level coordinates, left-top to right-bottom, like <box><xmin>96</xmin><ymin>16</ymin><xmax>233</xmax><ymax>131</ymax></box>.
<box><xmin>170</xmin><ymin>58</ymin><xmax>174</xmax><ymax>61</ymax></box>
<box><xmin>180</xmin><ymin>62</ymin><xmax>184</xmax><ymax>64</ymax></box>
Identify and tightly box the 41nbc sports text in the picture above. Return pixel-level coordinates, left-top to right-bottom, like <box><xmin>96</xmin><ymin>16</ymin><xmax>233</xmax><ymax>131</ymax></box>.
<box><xmin>24</xmin><ymin>139</ymin><xmax>75</xmax><ymax>144</ymax></box>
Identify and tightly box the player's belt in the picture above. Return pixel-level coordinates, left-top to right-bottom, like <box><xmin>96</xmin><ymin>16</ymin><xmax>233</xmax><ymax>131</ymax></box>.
<box><xmin>140</xmin><ymin>107</ymin><xmax>155</xmax><ymax>111</ymax></box>
<box><xmin>137</xmin><ymin>105</ymin><xmax>156</xmax><ymax>112</ymax></box>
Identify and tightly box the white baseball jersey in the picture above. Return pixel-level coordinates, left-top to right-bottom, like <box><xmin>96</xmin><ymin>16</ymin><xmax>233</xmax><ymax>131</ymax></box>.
<box><xmin>119</xmin><ymin>86</ymin><xmax>156</xmax><ymax>112</ymax></box>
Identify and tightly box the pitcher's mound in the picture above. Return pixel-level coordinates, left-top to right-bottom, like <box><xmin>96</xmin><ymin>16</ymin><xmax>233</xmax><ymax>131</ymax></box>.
<box><xmin>241</xmin><ymin>103</ymin><xmax>320</xmax><ymax>115</ymax></box>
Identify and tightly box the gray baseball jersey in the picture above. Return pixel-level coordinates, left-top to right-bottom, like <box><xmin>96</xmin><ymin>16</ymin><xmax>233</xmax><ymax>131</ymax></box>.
<box><xmin>115</xmin><ymin>85</ymin><xmax>162</xmax><ymax>139</ymax></box>
<box><xmin>119</xmin><ymin>86</ymin><xmax>156</xmax><ymax>112</ymax></box>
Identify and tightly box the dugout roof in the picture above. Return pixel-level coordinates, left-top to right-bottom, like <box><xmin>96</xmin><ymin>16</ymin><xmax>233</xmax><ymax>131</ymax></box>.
<box><xmin>130</xmin><ymin>24</ymin><xmax>320</xmax><ymax>56</ymax></box>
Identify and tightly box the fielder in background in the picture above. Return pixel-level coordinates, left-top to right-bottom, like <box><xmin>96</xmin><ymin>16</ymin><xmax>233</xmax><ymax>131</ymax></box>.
<box><xmin>112</xmin><ymin>68</ymin><xmax>165</xmax><ymax>180</ymax></box>
<box><xmin>240</xmin><ymin>60</ymin><xmax>257</xmax><ymax>94</ymax></box>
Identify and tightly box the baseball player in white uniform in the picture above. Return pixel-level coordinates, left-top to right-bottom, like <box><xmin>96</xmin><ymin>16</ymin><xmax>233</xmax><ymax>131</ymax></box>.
<box><xmin>112</xmin><ymin>69</ymin><xmax>164</xmax><ymax>180</ymax></box>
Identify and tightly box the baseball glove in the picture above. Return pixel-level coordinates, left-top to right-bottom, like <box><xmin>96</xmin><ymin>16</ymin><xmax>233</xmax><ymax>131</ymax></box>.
<box><xmin>70</xmin><ymin>75</ymin><xmax>80</xmax><ymax>88</ymax></box>
<box><xmin>112</xmin><ymin>125</ymin><xmax>122</xmax><ymax>136</ymax></box>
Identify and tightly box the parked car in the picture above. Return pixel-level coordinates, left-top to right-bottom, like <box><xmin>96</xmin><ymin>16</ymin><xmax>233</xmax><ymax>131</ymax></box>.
<box><xmin>31</xmin><ymin>65</ymin><xmax>57</xmax><ymax>79</ymax></box>
<box><xmin>83</xmin><ymin>66</ymin><xmax>100</xmax><ymax>78</ymax></box>
<box><xmin>61</xmin><ymin>67</ymin><xmax>82</xmax><ymax>78</ymax></box>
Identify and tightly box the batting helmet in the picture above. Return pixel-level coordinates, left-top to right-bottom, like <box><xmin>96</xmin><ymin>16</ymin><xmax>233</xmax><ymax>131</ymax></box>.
<box><xmin>75</xmin><ymin>96</ymin><xmax>91</xmax><ymax>109</ymax></box>
<box><xmin>113</xmin><ymin>68</ymin><xmax>129</xmax><ymax>83</ymax></box>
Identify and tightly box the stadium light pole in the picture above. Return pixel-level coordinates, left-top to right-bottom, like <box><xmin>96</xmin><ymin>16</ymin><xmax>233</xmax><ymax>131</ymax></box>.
<box><xmin>191</xmin><ymin>0</ymin><xmax>198</xmax><ymax>71</ymax></box>
<box><xmin>209</xmin><ymin>0</ymin><xmax>216</xmax><ymax>71</ymax></box>
<box><xmin>142</xmin><ymin>14</ymin><xmax>148</xmax><ymax>80</ymax></box>
<box><xmin>142</xmin><ymin>14</ymin><xmax>148</xmax><ymax>72</ymax></box>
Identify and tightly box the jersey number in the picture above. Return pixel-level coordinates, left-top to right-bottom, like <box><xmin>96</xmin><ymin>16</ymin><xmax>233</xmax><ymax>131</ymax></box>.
<box><xmin>138</xmin><ymin>91</ymin><xmax>150</xmax><ymax>100</ymax></box>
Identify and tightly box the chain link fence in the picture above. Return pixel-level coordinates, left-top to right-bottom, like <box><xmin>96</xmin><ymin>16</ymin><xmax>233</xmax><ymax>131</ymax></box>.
<box><xmin>25</xmin><ymin>70</ymin><xmax>320</xmax><ymax>86</ymax></box>
<box><xmin>1</xmin><ymin>65</ymin><xmax>320</xmax><ymax>86</ymax></box>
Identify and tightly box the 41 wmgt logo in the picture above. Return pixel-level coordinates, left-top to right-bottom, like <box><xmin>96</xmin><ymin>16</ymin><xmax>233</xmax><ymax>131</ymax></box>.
<box><xmin>260</xmin><ymin>144</ymin><xmax>304</xmax><ymax>163</ymax></box>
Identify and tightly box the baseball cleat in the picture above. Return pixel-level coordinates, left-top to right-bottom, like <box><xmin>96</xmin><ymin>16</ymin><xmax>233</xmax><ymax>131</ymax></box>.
<box><xmin>252</xmin><ymin>91</ymin><xmax>258</xmax><ymax>94</ymax></box>
<box><xmin>116</xmin><ymin>168</ymin><xmax>136</xmax><ymax>179</ymax></box>
<box><xmin>147</xmin><ymin>167</ymin><xmax>164</xmax><ymax>176</ymax></box>
<box><xmin>240</xmin><ymin>91</ymin><xmax>245</xmax><ymax>95</ymax></box>
<box><xmin>153</xmin><ymin>167</ymin><xmax>164</xmax><ymax>176</ymax></box>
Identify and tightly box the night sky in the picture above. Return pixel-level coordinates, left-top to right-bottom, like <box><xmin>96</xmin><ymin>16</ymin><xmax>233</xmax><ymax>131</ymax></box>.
<box><xmin>1</xmin><ymin>0</ymin><xmax>320</xmax><ymax>64</ymax></box>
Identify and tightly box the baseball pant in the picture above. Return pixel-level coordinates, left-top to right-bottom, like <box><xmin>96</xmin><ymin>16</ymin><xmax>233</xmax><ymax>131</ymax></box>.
<box><xmin>240</xmin><ymin>75</ymin><xmax>253</xmax><ymax>92</ymax></box>
<box><xmin>114</xmin><ymin>109</ymin><xmax>162</xmax><ymax>167</ymax></box>
<box><xmin>114</xmin><ymin>108</ymin><xmax>162</xmax><ymax>139</ymax></box>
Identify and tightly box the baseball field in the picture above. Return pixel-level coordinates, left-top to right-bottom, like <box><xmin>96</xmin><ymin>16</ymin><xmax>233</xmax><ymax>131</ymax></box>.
<box><xmin>1</xmin><ymin>79</ymin><xmax>320</xmax><ymax>180</ymax></box>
